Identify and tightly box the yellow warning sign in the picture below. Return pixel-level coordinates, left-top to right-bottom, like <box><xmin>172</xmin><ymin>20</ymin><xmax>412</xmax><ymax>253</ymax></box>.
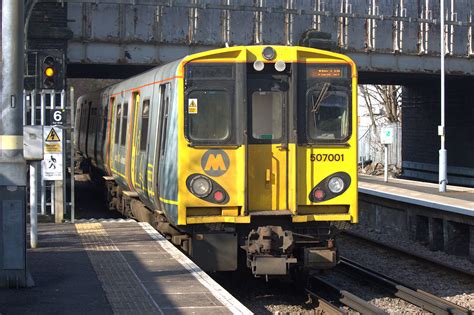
<box><xmin>188</xmin><ymin>98</ymin><xmax>198</xmax><ymax>114</ymax></box>
<box><xmin>45</xmin><ymin>143</ymin><xmax>62</xmax><ymax>154</ymax></box>
<box><xmin>46</xmin><ymin>127</ymin><xmax>60</xmax><ymax>142</ymax></box>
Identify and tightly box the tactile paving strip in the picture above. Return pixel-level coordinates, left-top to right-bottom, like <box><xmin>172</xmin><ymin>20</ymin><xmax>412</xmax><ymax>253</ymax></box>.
<box><xmin>76</xmin><ymin>223</ymin><xmax>163</xmax><ymax>315</ymax></box>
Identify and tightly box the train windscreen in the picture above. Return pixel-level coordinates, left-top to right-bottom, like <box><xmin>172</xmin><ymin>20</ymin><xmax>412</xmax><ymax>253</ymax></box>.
<box><xmin>184</xmin><ymin>63</ymin><xmax>236</xmax><ymax>145</ymax></box>
<box><xmin>298</xmin><ymin>64</ymin><xmax>352</xmax><ymax>144</ymax></box>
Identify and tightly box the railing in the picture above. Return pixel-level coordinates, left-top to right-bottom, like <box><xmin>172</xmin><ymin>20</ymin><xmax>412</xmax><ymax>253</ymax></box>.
<box><xmin>23</xmin><ymin>88</ymin><xmax>75</xmax><ymax>247</ymax></box>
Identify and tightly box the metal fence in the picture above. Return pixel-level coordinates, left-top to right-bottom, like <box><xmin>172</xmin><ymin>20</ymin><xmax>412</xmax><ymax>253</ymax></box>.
<box><xmin>358</xmin><ymin>123</ymin><xmax>402</xmax><ymax>168</ymax></box>
<box><xmin>23</xmin><ymin>89</ymin><xmax>75</xmax><ymax>241</ymax></box>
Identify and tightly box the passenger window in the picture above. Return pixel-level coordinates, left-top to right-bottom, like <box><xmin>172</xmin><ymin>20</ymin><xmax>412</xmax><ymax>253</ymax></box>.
<box><xmin>81</xmin><ymin>105</ymin><xmax>87</xmax><ymax>135</ymax></box>
<box><xmin>91</xmin><ymin>107</ymin><xmax>97</xmax><ymax>135</ymax></box>
<box><xmin>121</xmin><ymin>102</ymin><xmax>128</xmax><ymax>146</ymax></box>
<box><xmin>187</xmin><ymin>90</ymin><xmax>231</xmax><ymax>141</ymax></box>
<box><xmin>140</xmin><ymin>100</ymin><xmax>150</xmax><ymax>151</ymax></box>
<box><xmin>160</xmin><ymin>88</ymin><xmax>170</xmax><ymax>157</ymax></box>
<box><xmin>77</xmin><ymin>106</ymin><xmax>82</xmax><ymax>144</ymax></box>
<box><xmin>251</xmin><ymin>91</ymin><xmax>283</xmax><ymax>140</ymax></box>
<box><xmin>114</xmin><ymin>104</ymin><xmax>121</xmax><ymax>144</ymax></box>
<box><xmin>102</xmin><ymin>107</ymin><xmax>108</xmax><ymax>143</ymax></box>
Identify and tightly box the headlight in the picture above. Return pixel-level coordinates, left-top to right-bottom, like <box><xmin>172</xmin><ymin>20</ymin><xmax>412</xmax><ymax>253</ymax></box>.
<box><xmin>328</xmin><ymin>176</ymin><xmax>344</xmax><ymax>194</ymax></box>
<box><xmin>190</xmin><ymin>176</ymin><xmax>212</xmax><ymax>197</ymax></box>
<box><xmin>262</xmin><ymin>46</ymin><xmax>276</xmax><ymax>60</ymax></box>
<box><xmin>274</xmin><ymin>60</ymin><xmax>286</xmax><ymax>72</ymax></box>
<box><xmin>253</xmin><ymin>60</ymin><xmax>264</xmax><ymax>71</ymax></box>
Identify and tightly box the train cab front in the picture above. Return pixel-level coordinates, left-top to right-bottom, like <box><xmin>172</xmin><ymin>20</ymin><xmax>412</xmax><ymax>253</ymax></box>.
<box><xmin>177</xmin><ymin>46</ymin><xmax>358</xmax><ymax>278</ymax></box>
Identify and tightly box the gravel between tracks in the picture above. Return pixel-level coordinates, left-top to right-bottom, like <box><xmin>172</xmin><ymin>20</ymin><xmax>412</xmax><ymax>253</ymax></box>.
<box><xmin>211</xmin><ymin>273</ymin><xmax>319</xmax><ymax>314</ymax></box>
<box><xmin>338</xmin><ymin>231</ymin><xmax>474</xmax><ymax>310</ymax></box>
<box><xmin>212</xmin><ymin>231</ymin><xmax>473</xmax><ymax>314</ymax></box>
<box><xmin>349</xmin><ymin>225</ymin><xmax>474</xmax><ymax>275</ymax></box>
<box><xmin>318</xmin><ymin>270</ymin><xmax>427</xmax><ymax>314</ymax></box>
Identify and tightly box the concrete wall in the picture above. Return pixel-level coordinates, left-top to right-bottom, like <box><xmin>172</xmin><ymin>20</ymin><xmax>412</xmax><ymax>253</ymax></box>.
<box><xmin>358</xmin><ymin>194</ymin><xmax>474</xmax><ymax>261</ymax></box>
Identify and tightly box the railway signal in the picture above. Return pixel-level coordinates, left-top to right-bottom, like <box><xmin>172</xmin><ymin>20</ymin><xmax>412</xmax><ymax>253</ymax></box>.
<box><xmin>38</xmin><ymin>51</ymin><xmax>64</xmax><ymax>90</ymax></box>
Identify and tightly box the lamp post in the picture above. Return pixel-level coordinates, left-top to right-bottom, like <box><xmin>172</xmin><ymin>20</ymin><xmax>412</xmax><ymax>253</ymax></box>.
<box><xmin>439</xmin><ymin>0</ymin><xmax>447</xmax><ymax>192</ymax></box>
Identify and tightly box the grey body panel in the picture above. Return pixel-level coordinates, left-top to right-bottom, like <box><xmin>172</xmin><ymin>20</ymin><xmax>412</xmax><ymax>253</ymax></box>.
<box><xmin>75</xmin><ymin>59</ymin><xmax>183</xmax><ymax>225</ymax></box>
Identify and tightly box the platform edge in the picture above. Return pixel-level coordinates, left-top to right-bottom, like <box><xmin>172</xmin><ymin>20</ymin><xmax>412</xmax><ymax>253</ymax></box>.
<box><xmin>138</xmin><ymin>222</ymin><xmax>253</xmax><ymax>315</ymax></box>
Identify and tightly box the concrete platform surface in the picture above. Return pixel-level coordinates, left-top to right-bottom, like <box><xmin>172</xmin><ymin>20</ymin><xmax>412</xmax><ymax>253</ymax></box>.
<box><xmin>359</xmin><ymin>175</ymin><xmax>474</xmax><ymax>217</ymax></box>
<box><xmin>0</xmin><ymin>220</ymin><xmax>251</xmax><ymax>315</ymax></box>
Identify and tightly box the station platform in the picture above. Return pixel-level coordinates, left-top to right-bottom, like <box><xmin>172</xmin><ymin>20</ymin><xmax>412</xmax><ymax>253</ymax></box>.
<box><xmin>0</xmin><ymin>220</ymin><xmax>251</xmax><ymax>315</ymax></box>
<box><xmin>358</xmin><ymin>174</ymin><xmax>474</xmax><ymax>217</ymax></box>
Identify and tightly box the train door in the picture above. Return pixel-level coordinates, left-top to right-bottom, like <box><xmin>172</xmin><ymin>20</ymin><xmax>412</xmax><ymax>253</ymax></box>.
<box><xmin>247</xmin><ymin>74</ymin><xmax>289</xmax><ymax>211</ymax></box>
<box><xmin>130</xmin><ymin>92</ymin><xmax>140</xmax><ymax>190</ymax></box>
<box><xmin>105</xmin><ymin>97</ymin><xmax>115</xmax><ymax>174</ymax></box>
<box><xmin>155</xmin><ymin>83</ymin><xmax>170</xmax><ymax>200</ymax></box>
<box><xmin>83</xmin><ymin>102</ymin><xmax>92</xmax><ymax>158</ymax></box>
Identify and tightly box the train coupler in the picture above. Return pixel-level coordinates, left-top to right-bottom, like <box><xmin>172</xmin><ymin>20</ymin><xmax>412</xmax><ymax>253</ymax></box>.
<box><xmin>244</xmin><ymin>226</ymin><xmax>297</xmax><ymax>276</ymax></box>
<box><xmin>248</xmin><ymin>255</ymin><xmax>298</xmax><ymax>277</ymax></box>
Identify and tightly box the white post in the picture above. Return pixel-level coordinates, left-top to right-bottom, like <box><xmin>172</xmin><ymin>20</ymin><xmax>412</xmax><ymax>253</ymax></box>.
<box><xmin>70</xmin><ymin>87</ymin><xmax>75</xmax><ymax>223</ymax></box>
<box><xmin>384</xmin><ymin>144</ymin><xmax>388</xmax><ymax>182</ymax></box>
<box><xmin>51</xmin><ymin>184</ymin><xmax>55</xmax><ymax>215</ymax></box>
<box><xmin>29</xmin><ymin>162</ymin><xmax>37</xmax><ymax>249</ymax></box>
<box><xmin>30</xmin><ymin>90</ymin><xmax>38</xmax><ymax>248</ymax></box>
<box><xmin>40</xmin><ymin>91</ymin><xmax>46</xmax><ymax>214</ymax></box>
<box><xmin>439</xmin><ymin>0</ymin><xmax>448</xmax><ymax>192</ymax></box>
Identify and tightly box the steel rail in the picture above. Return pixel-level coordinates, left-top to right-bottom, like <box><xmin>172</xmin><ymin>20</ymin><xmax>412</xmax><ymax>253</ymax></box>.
<box><xmin>343</xmin><ymin>231</ymin><xmax>474</xmax><ymax>278</ymax></box>
<box><xmin>338</xmin><ymin>257</ymin><xmax>472</xmax><ymax>315</ymax></box>
<box><xmin>307</xmin><ymin>276</ymin><xmax>388</xmax><ymax>315</ymax></box>
<box><xmin>304</xmin><ymin>289</ymin><xmax>346</xmax><ymax>315</ymax></box>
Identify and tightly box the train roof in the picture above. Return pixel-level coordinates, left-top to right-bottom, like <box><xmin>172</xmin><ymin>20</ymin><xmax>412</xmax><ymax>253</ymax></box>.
<box><xmin>77</xmin><ymin>46</ymin><xmax>357</xmax><ymax>102</ymax></box>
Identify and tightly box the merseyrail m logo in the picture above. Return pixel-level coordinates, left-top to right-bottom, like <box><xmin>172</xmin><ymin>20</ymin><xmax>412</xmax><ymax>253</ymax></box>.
<box><xmin>201</xmin><ymin>149</ymin><xmax>230</xmax><ymax>177</ymax></box>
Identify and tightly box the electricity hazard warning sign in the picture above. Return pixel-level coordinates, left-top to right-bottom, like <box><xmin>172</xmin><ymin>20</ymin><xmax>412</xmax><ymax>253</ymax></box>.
<box><xmin>188</xmin><ymin>98</ymin><xmax>198</xmax><ymax>114</ymax></box>
<box><xmin>46</xmin><ymin>128</ymin><xmax>61</xmax><ymax>141</ymax></box>
<box><xmin>42</xmin><ymin>153</ymin><xmax>63</xmax><ymax>180</ymax></box>
<box><xmin>44</xmin><ymin>126</ymin><xmax>63</xmax><ymax>154</ymax></box>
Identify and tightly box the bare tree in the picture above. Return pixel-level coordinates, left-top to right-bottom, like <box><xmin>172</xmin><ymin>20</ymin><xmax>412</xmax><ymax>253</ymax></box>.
<box><xmin>359</xmin><ymin>84</ymin><xmax>401</xmax><ymax>129</ymax></box>
<box><xmin>375</xmin><ymin>85</ymin><xmax>401</xmax><ymax>123</ymax></box>
<box><xmin>358</xmin><ymin>84</ymin><xmax>402</xmax><ymax>168</ymax></box>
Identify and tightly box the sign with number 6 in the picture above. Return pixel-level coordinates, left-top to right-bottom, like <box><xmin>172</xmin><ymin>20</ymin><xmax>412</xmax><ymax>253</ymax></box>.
<box><xmin>51</xmin><ymin>109</ymin><xmax>64</xmax><ymax>126</ymax></box>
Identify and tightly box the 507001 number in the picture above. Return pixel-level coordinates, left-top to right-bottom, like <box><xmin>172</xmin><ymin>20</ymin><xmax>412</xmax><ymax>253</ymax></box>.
<box><xmin>310</xmin><ymin>153</ymin><xmax>344</xmax><ymax>162</ymax></box>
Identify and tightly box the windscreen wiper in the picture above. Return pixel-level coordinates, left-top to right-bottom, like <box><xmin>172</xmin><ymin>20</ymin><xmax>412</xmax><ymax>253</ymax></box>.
<box><xmin>311</xmin><ymin>82</ymin><xmax>331</xmax><ymax>114</ymax></box>
<box><xmin>311</xmin><ymin>82</ymin><xmax>331</xmax><ymax>127</ymax></box>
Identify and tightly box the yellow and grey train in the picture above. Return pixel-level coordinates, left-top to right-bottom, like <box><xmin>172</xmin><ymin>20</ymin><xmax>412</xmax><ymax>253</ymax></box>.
<box><xmin>75</xmin><ymin>45</ymin><xmax>358</xmax><ymax>277</ymax></box>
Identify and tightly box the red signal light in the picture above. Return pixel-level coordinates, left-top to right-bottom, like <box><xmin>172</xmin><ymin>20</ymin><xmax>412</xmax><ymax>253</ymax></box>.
<box><xmin>313</xmin><ymin>188</ymin><xmax>326</xmax><ymax>201</ymax></box>
<box><xmin>213</xmin><ymin>190</ymin><xmax>225</xmax><ymax>203</ymax></box>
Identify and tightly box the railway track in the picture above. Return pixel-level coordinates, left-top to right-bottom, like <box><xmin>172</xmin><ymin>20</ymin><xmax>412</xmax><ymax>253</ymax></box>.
<box><xmin>306</xmin><ymin>276</ymin><xmax>387</xmax><ymax>314</ymax></box>
<box><xmin>305</xmin><ymin>257</ymin><xmax>472</xmax><ymax>314</ymax></box>
<box><xmin>343</xmin><ymin>230</ymin><xmax>474</xmax><ymax>278</ymax></box>
<box><xmin>339</xmin><ymin>257</ymin><xmax>471</xmax><ymax>314</ymax></box>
